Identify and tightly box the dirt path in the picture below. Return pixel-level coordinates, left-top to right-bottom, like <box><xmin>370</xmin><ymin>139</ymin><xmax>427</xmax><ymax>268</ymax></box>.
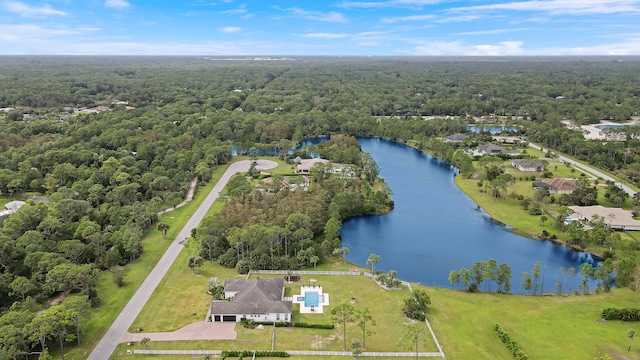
<box><xmin>157</xmin><ymin>177</ymin><xmax>199</xmax><ymax>216</ymax></box>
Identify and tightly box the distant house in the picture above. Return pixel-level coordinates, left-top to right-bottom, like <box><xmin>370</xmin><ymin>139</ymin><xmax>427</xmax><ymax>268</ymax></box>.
<box><xmin>477</xmin><ymin>144</ymin><xmax>508</xmax><ymax>155</ymax></box>
<box><xmin>261</xmin><ymin>175</ymin><xmax>311</xmax><ymax>192</ymax></box>
<box><xmin>512</xmin><ymin>159</ymin><xmax>545</xmax><ymax>172</ymax></box>
<box><xmin>296</xmin><ymin>158</ymin><xmax>329</xmax><ymax>173</ymax></box>
<box><xmin>444</xmin><ymin>133</ymin><xmax>468</xmax><ymax>143</ymax></box>
<box><xmin>542</xmin><ymin>178</ymin><xmax>576</xmax><ymax>194</ymax></box>
<box><xmin>210</xmin><ymin>278</ymin><xmax>292</xmax><ymax>323</ymax></box>
<box><xmin>0</xmin><ymin>200</ymin><xmax>26</xmax><ymax>218</ymax></box>
<box><xmin>567</xmin><ymin>205</ymin><xmax>640</xmax><ymax>231</ymax></box>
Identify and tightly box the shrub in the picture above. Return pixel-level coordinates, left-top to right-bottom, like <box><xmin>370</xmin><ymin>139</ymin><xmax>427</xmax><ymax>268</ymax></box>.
<box><xmin>221</xmin><ymin>350</ymin><xmax>289</xmax><ymax>358</ymax></box>
<box><xmin>494</xmin><ymin>324</ymin><xmax>529</xmax><ymax>360</ymax></box>
<box><xmin>602</xmin><ymin>308</ymin><xmax>640</xmax><ymax>321</ymax></box>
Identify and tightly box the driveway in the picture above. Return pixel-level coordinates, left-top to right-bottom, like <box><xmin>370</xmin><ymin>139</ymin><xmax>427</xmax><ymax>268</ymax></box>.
<box><xmin>528</xmin><ymin>143</ymin><xmax>636</xmax><ymax>197</ymax></box>
<box><xmin>121</xmin><ymin>322</ymin><xmax>237</xmax><ymax>342</ymax></box>
<box><xmin>88</xmin><ymin>160</ymin><xmax>277</xmax><ymax>360</ymax></box>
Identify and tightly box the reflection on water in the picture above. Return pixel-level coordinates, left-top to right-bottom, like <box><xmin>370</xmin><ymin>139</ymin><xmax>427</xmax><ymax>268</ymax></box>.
<box><xmin>341</xmin><ymin>138</ymin><xmax>599</xmax><ymax>293</ymax></box>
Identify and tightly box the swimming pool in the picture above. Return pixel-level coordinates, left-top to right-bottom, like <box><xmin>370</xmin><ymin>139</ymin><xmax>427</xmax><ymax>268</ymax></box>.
<box><xmin>304</xmin><ymin>291</ymin><xmax>319</xmax><ymax>307</ymax></box>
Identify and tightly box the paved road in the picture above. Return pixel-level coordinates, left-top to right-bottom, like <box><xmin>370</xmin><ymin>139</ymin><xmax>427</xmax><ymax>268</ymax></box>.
<box><xmin>88</xmin><ymin>160</ymin><xmax>278</xmax><ymax>360</ymax></box>
<box><xmin>529</xmin><ymin>143</ymin><xmax>637</xmax><ymax>197</ymax></box>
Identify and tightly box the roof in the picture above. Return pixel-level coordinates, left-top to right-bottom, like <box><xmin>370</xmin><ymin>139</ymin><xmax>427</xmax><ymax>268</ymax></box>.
<box><xmin>568</xmin><ymin>205</ymin><xmax>640</xmax><ymax>228</ymax></box>
<box><xmin>512</xmin><ymin>159</ymin><xmax>544</xmax><ymax>168</ymax></box>
<box><xmin>211</xmin><ymin>278</ymin><xmax>292</xmax><ymax>315</ymax></box>
<box><xmin>542</xmin><ymin>178</ymin><xmax>576</xmax><ymax>191</ymax></box>
<box><xmin>446</xmin><ymin>133</ymin><xmax>467</xmax><ymax>141</ymax></box>
<box><xmin>296</xmin><ymin>158</ymin><xmax>329</xmax><ymax>172</ymax></box>
<box><xmin>478</xmin><ymin>144</ymin><xmax>507</xmax><ymax>153</ymax></box>
<box><xmin>4</xmin><ymin>200</ymin><xmax>26</xmax><ymax>211</ymax></box>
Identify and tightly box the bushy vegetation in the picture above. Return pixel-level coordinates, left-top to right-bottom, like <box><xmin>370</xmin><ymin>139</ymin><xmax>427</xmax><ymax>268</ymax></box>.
<box><xmin>602</xmin><ymin>308</ymin><xmax>640</xmax><ymax>321</ymax></box>
<box><xmin>221</xmin><ymin>350</ymin><xmax>289</xmax><ymax>358</ymax></box>
<box><xmin>494</xmin><ymin>324</ymin><xmax>529</xmax><ymax>360</ymax></box>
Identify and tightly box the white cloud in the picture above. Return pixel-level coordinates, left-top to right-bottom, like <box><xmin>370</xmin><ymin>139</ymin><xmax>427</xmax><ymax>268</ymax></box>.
<box><xmin>3</xmin><ymin>1</ymin><xmax>67</xmax><ymax>17</ymax></box>
<box><xmin>411</xmin><ymin>40</ymin><xmax>525</xmax><ymax>55</ymax></box>
<box><xmin>453</xmin><ymin>0</ymin><xmax>640</xmax><ymax>15</ymax></box>
<box><xmin>458</xmin><ymin>28</ymin><xmax>532</xmax><ymax>35</ymax></box>
<box><xmin>284</xmin><ymin>7</ymin><xmax>348</xmax><ymax>22</ymax></box>
<box><xmin>302</xmin><ymin>33</ymin><xmax>349</xmax><ymax>39</ymax></box>
<box><xmin>105</xmin><ymin>0</ymin><xmax>131</xmax><ymax>9</ymax></box>
<box><xmin>219</xmin><ymin>26</ymin><xmax>241</xmax><ymax>33</ymax></box>
<box><xmin>337</xmin><ymin>0</ymin><xmax>444</xmax><ymax>9</ymax></box>
<box><xmin>381</xmin><ymin>14</ymin><xmax>436</xmax><ymax>23</ymax></box>
<box><xmin>435</xmin><ymin>15</ymin><xmax>481</xmax><ymax>23</ymax></box>
<box><xmin>220</xmin><ymin>5</ymin><xmax>247</xmax><ymax>15</ymax></box>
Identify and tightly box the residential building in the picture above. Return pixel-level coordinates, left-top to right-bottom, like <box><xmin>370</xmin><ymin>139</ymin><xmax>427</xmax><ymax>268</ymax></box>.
<box><xmin>210</xmin><ymin>278</ymin><xmax>292</xmax><ymax>323</ymax></box>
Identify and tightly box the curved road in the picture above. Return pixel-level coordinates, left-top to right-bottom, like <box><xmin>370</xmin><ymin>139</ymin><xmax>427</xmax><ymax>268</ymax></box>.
<box><xmin>88</xmin><ymin>160</ymin><xmax>278</xmax><ymax>360</ymax></box>
<box><xmin>529</xmin><ymin>143</ymin><xmax>637</xmax><ymax>197</ymax></box>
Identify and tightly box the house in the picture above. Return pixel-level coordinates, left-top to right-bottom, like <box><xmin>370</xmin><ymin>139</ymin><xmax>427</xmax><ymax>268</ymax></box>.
<box><xmin>0</xmin><ymin>200</ymin><xmax>26</xmax><ymax>218</ymax></box>
<box><xmin>512</xmin><ymin>159</ymin><xmax>545</xmax><ymax>172</ymax></box>
<box><xmin>567</xmin><ymin>205</ymin><xmax>640</xmax><ymax>231</ymax></box>
<box><xmin>296</xmin><ymin>158</ymin><xmax>329</xmax><ymax>173</ymax></box>
<box><xmin>477</xmin><ymin>144</ymin><xmax>507</xmax><ymax>155</ymax></box>
<box><xmin>210</xmin><ymin>278</ymin><xmax>292</xmax><ymax>323</ymax></box>
<box><xmin>444</xmin><ymin>133</ymin><xmax>468</xmax><ymax>143</ymax></box>
<box><xmin>261</xmin><ymin>175</ymin><xmax>311</xmax><ymax>192</ymax></box>
<box><xmin>542</xmin><ymin>178</ymin><xmax>576</xmax><ymax>194</ymax></box>
<box><xmin>328</xmin><ymin>163</ymin><xmax>355</xmax><ymax>177</ymax></box>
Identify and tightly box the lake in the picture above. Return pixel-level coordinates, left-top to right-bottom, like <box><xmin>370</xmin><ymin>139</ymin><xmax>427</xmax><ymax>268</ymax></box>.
<box><xmin>341</xmin><ymin>138</ymin><xmax>598</xmax><ymax>294</ymax></box>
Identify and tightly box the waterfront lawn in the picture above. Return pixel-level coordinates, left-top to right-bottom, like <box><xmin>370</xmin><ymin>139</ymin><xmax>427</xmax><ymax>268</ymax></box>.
<box><xmin>122</xmin><ymin>261</ymin><xmax>436</xmax><ymax>356</ymax></box>
<box><xmin>62</xmin><ymin>163</ymin><xmax>232</xmax><ymax>359</ymax></box>
<box><xmin>428</xmin><ymin>286</ymin><xmax>640</xmax><ymax>359</ymax></box>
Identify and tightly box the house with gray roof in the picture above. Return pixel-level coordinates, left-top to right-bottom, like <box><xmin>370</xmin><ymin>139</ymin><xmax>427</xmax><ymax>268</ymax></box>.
<box><xmin>444</xmin><ymin>133</ymin><xmax>468</xmax><ymax>143</ymax></box>
<box><xmin>210</xmin><ymin>278</ymin><xmax>292</xmax><ymax>323</ymax></box>
<box><xmin>512</xmin><ymin>159</ymin><xmax>545</xmax><ymax>172</ymax></box>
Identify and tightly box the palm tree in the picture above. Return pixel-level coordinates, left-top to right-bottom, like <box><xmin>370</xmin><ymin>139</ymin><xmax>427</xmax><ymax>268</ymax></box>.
<box><xmin>366</xmin><ymin>254</ymin><xmax>381</xmax><ymax>273</ymax></box>
<box><xmin>629</xmin><ymin>329</ymin><xmax>637</xmax><ymax>352</ymax></box>
<box><xmin>309</xmin><ymin>255</ymin><xmax>319</xmax><ymax>270</ymax></box>
<box><xmin>157</xmin><ymin>222</ymin><xmax>170</xmax><ymax>240</ymax></box>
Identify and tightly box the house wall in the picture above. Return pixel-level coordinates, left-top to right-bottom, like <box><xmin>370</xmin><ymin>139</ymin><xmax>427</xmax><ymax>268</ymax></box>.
<box><xmin>212</xmin><ymin>312</ymin><xmax>291</xmax><ymax>322</ymax></box>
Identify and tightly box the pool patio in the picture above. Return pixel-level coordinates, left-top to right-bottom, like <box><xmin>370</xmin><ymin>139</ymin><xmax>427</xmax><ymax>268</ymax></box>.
<box><xmin>292</xmin><ymin>285</ymin><xmax>330</xmax><ymax>314</ymax></box>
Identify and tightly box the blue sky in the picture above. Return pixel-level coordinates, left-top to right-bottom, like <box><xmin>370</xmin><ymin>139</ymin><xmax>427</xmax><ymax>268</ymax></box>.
<box><xmin>1</xmin><ymin>0</ymin><xmax>640</xmax><ymax>55</ymax></box>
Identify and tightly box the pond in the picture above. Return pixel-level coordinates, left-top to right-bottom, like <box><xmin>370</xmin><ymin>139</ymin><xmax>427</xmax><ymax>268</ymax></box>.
<box><xmin>340</xmin><ymin>138</ymin><xmax>599</xmax><ymax>294</ymax></box>
<box><xmin>466</xmin><ymin>125</ymin><xmax>519</xmax><ymax>134</ymax></box>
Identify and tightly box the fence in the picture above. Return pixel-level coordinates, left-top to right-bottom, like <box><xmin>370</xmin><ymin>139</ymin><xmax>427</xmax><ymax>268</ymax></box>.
<box><xmin>249</xmin><ymin>270</ymin><xmax>361</xmax><ymax>276</ymax></box>
<box><xmin>134</xmin><ymin>350</ymin><xmax>443</xmax><ymax>357</ymax></box>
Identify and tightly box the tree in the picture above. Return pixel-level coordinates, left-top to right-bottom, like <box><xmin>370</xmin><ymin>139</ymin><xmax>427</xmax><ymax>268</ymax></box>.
<box><xmin>333</xmin><ymin>247</ymin><xmax>350</xmax><ymax>263</ymax></box>
<box><xmin>62</xmin><ymin>295</ymin><xmax>91</xmax><ymax>345</ymax></box>
<box><xmin>188</xmin><ymin>256</ymin><xmax>203</xmax><ymax>275</ymax></box>
<box><xmin>400</xmin><ymin>323</ymin><xmax>425</xmax><ymax>360</ymax></box>
<box><xmin>140</xmin><ymin>337</ymin><xmax>151</xmax><ymax>348</ymax></box>
<box><xmin>521</xmin><ymin>271</ymin><xmax>532</xmax><ymax>295</ymax></box>
<box><xmin>580</xmin><ymin>263</ymin><xmax>594</xmax><ymax>295</ymax></box>
<box><xmin>540</xmin><ymin>215</ymin><xmax>548</xmax><ymax>227</ymax></box>
<box><xmin>157</xmin><ymin>222</ymin><xmax>170</xmax><ymax>240</ymax></box>
<box><xmin>309</xmin><ymin>255</ymin><xmax>319</xmax><ymax>270</ymax></box>
<box><xmin>330</xmin><ymin>303</ymin><xmax>355</xmax><ymax>351</ymax></box>
<box><xmin>356</xmin><ymin>307</ymin><xmax>376</xmax><ymax>350</ymax></box>
<box><xmin>8</xmin><ymin>276</ymin><xmax>35</xmax><ymax>301</ymax></box>
<box><xmin>351</xmin><ymin>340</ymin><xmax>362</xmax><ymax>359</ymax></box>
<box><xmin>629</xmin><ymin>329</ymin><xmax>637</xmax><ymax>352</ymax></box>
<box><xmin>448</xmin><ymin>269</ymin><xmax>460</xmax><ymax>290</ymax></box>
<box><xmin>403</xmin><ymin>289</ymin><xmax>431</xmax><ymax>321</ymax></box>
<box><xmin>366</xmin><ymin>253</ymin><xmax>381</xmax><ymax>274</ymax></box>
<box><xmin>459</xmin><ymin>268</ymin><xmax>471</xmax><ymax>290</ymax></box>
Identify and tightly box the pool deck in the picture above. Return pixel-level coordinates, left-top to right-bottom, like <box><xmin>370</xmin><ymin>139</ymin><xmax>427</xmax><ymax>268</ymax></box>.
<box><xmin>292</xmin><ymin>285</ymin><xmax>330</xmax><ymax>314</ymax></box>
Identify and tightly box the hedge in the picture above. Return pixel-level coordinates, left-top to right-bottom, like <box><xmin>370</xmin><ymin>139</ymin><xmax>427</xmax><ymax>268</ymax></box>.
<box><xmin>602</xmin><ymin>308</ymin><xmax>640</xmax><ymax>321</ymax></box>
<box><xmin>221</xmin><ymin>350</ymin><xmax>289</xmax><ymax>358</ymax></box>
<box><xmin>252</xmin><ymin>321</ymin><xmax>334</xmax><ymax>329</ymax></box>
<box><xmin>494</xmin><ymin>324</ymin><xmax>529</xmax><ymax>360</ymax></box>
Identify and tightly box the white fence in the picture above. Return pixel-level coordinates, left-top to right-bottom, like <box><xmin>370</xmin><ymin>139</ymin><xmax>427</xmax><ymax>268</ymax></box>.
<box><xmin>134</xmin><ymin>350</ymin><xmax>443</xmax><ymax>357</ymax></box>
<box><xmin>249</xmin><ymin>270</ymin><xmax>361</xmax><ymax>276</ymax></box>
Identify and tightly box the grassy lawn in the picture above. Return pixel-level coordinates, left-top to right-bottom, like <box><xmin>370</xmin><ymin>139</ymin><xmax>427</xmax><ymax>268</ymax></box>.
<box><xmin>122</xmin><ymin>257</ymin><xmax>436</xmax><ymax>357</ymax></box>
<box><xmin>113</xmin><ymin>278</ymin><xmax>640</xmax><ymax>360</ymax></box>
<box><xmin>63</xmin><ymin>162</ymin><xmax>235</xmax><ymax>359</ymax></box>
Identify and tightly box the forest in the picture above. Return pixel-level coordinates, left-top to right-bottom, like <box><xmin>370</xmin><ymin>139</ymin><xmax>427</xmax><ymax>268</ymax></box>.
<box><xmin>1</xmin><ymin>56</ymin><xmax>640</xmax><ymax>358</ymax></box>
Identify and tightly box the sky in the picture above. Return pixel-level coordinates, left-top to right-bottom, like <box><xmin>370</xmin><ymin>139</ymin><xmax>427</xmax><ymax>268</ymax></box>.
<box><xmin>1</xmin><ymin>0</ymin><xmax>640</xmax><ymax>56</ymax></box>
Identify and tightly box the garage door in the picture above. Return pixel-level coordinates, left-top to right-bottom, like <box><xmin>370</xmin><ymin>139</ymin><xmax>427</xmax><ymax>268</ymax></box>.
<box><xmin>222</xmin><ymin>315</ymin><xmax>237</xmax><ymax>322</ymax></box>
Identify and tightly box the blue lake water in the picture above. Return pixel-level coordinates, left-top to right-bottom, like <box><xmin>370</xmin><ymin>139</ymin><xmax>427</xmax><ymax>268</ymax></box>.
<box><xmin>341</xmin><ymin>138</ymin><xmax>598</xmax><ymax>294</ymax></box>
<box><xmin>597</xmin><ymin>124</ymin><xmax>640</xmax><ymax>130</ymax></box>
